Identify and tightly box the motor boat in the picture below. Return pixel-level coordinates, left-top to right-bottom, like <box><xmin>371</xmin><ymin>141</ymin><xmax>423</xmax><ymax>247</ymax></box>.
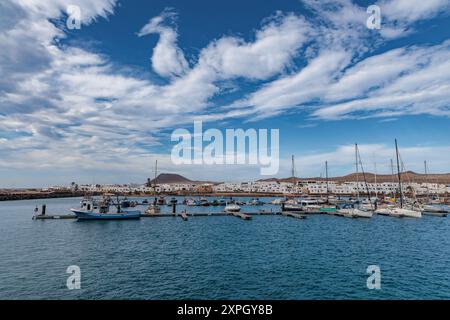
<box><xmin>71</xmin><ymin>197</ymin><xmax>141</xmax><ymax>220</ymax></box>
<box><xmin>224</xmin><ymin>203</ymin><xmax>241</xmax><ymax>212</ymax></box>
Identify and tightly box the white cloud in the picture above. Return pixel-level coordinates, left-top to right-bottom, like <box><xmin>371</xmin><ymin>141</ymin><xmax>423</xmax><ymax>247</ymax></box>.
<box><xmin>198</xmin><ymin>12</ymin><xmax>311</xmax><ymax>80</ymax></box>
<box><xmin>380</xmin><ymin>0</ymin><xmax>450</xmax><ymax>23</ymax></box>
<box><xmin>1</xmin><ymin>0</ymin><xmax>450</xmax><ymax>186</ymax></box>
<box><xmin>138</xmin><ymin>9</ymin><xmax>189</xmax><ymax>78</ymax></box>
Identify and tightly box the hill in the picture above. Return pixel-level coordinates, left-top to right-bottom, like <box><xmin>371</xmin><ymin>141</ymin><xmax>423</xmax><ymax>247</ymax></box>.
<box><xmin>258</xmin><ymin>171</ymin><xmax>450</xmax><ymax>184</ymax></box>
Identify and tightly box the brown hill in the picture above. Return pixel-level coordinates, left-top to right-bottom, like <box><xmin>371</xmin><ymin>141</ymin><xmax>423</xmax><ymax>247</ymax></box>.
<box><xmin>259</xmin><ymin>171</ymin><xmax>450</xmax><ymax>184</ymax></box>
<box><xmin>149</xmin><ymin>173</ymin><xmax>215</xmax><ymax>185</ymax></box>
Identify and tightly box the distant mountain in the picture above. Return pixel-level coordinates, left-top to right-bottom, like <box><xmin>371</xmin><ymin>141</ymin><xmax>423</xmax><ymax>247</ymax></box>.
<box><xmin>149</xmin><ymin>173</ymin><xmax>215</xmax><ymax>185</ymax></box>
<box><xmin>259</xmin><ymin>171</ymin><xmax>450</xmax><ymax>184</ymax></box>
<box><xmin>150</xmin><ymin>171</ymin><xmax>450</xmax><ymax>185</ymax></box>
<box><xmin>150</xmin><ymin>173</ymin><xmax>192</xmax><ymax>184</ymax></box>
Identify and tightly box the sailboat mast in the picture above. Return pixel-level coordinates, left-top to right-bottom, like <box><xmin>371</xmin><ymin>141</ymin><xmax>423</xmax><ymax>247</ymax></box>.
<box><xmin>355</xmin><ymin>143</ymin><xmax>359</xmax><ymax>200</ymax></box>
<box><xmin>395</xmin><ymin>139</ymin><xmax>403</xmax><ymax>208</ymax></box>
<box><xmin>390</xmin><ymin>159</ymin><xmax>395</xmax><ymax>198</ymax></box>
<box><xmin>424</xmin><ymin>160</ymin><xmax>430</xmax><ymax>202</ymax></box>
<box><xmin>291</xmin><ymin>155</ymin><xmax>297</xmax><ymax>194</ymax></box>
<box><xmin>153</xmin><ymin>160</ymin><xmax>158</xmax><ymax>195</ymax></box>
<box><xmin>325</xmin><ymin>161</ymin><xmax>329</xmax><ymax>201</ymax></box>
<box><xmin>374</xmin><ymin>160</ymin><xmax>378</xmax><ymax>199</ymax></box>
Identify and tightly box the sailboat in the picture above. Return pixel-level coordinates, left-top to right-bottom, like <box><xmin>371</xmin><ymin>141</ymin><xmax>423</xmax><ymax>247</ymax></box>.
<box><xmin>320</xmin><ymin>161</ymin><xmax>338</xmax><ymax>214</ymax></box>
<box><xmin>337</xmin><ymin>144</ymin><xmax>373</xmax><ymax>218</ymax></box>
<box><xmin>375</xmin><ymin>159</ymin><xmax>397</xmax><ymax>215</ymax></box>
<box><xmin>422</xmin><ymin>161</ymin><xmax>447</xmax><ymax>217</ymax></box>
<box><xmin>387</xmin><ymin>139</ymin><xmax>422</xmax><ymax>218</ymax></box>
<box><xmin>145</xmin><ymin>160</ymin><xmax>161</xmax><ymax>214</ymax></box>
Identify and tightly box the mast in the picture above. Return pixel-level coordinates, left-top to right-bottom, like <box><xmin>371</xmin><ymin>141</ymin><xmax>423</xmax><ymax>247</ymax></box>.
<box><xmin>325</xmin><ymin>161</ymin><xmax>329</xmax><ymax>202</ymax></box>
<box><xmin>424</xmin><ymin>160</ymin><xmax>430</xmax><ymax>202</ymax></box>
<box><xmin>390</xmin><ymin>158</ymin><xmax>395</xmax><ymax>198</ymax></box>
<box><xmin>374</xmin><ymin>160</ymin><xmax>378</xmax><ymax>199</ymax></box>
<box><xmin>291</xmin><ymin>155</ymin><xmax>297</xmax><ymax>194</ymax></box>
<box><xmin>153</xmin><ymin>160</ymin><xmax>158</xmax><ymax>195</ymax></box>
<box><xmin>355</xmin><ymin>143</ymin><xmax>359</xmax><ymax>200</ymax></box>
<box><xmin>395</xmin><ymin>139</ymin><xmax>403</xmax><ymax>208</ymax></box>
<box><xmin>356</xmin><ymin>144</ymin><xmax>373</xmax><ymax>209</ymax></box>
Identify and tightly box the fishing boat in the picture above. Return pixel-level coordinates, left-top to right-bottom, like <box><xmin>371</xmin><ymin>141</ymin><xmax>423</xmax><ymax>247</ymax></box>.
<box><xmin>337</xmin><ymin>144</ymin><xmax>373</xmax><ymax>218</ymax></box>
<box><xmin>224</xmin><ymin>203</ymin><xmax>241</xmax><ymax>212</ymax></box>
<box><xmin>185</xmin><ymin>198</ymin><xmax>198</xmax><ymax>206</ymax></box>
<box><xmin>422</xmin><ymin>205</ymin><xmax>448</xmax><ymax>217</ymax></box>
<box><xmin>120</xmin><ymin>198</ymin><xmax>131</xmax><ymax>208</ymax></box>
<box><xmin>319</xmin><ymin>206</ymin><xmax>338</xmax><ymax>214</ymax></box>
<box><xmin>271</xmin><ymin>198</ymin><xmax>285</xmax><ymax>205</ymax></box>
<box><xmin>386</xmin><ymin>140</ymin><xmax>422</xmax><ymax>218</ymax></box>
<box><xmin>248</xmin><ymin>198</ymin><xmax>264</xmax><ymax>206</ymax></box>
<box><xmin>282</xmin><ymin>204</ymin><xmax>304</xmax><ymax>212</ymax></box>
<box><xmin>218</xmin><ymin>199</ymin><xmax>227</xmax><ymax>206</ymax></box>
<box><xmin>210</xmin><ymin>200</ymin><xmax>220</xmax><ymax>206</ymax></box>
<box><xmin>200</xmin><ymin>198</ymin><xmax>210</xmax><ymax>206</ymax></box>
<box><xmin>157</xmin><ymin>196</ymin><xmax>166</xmax><ymax>205</ymax></box>
<box><xmin>422</xmin><ymin>161</ymin><xmax>447</xmax><ymax>216</ymax></box>
<box><xmin>145</xmin><ymin>204</ymin><xmax>161</xmax><ymax>215</ymax></box>
<box><xmin>71</xmin><ymin>197</ymin><xmax>141</xmax><ymax>220</ymax></box>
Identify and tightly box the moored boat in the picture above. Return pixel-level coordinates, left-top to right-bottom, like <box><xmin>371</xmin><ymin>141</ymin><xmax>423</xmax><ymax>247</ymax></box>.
<box><xmin>422</xmin><ymin>205</ymin><xmax>448</xmax><ymax>217</ymax></box>
<box><xmin>71</xmin><ymin>197</ymin><xmax>141</xmax><ymax>220</ymax></box>
<box><xmin>224</xmin><ymin>203</ymin><xmax>241</xmax><ymax>212</ymax></box>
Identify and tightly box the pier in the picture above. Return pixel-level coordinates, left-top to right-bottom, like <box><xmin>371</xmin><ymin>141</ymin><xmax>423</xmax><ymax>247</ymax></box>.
<box><xmin>231</xmin><ymin>212</ymin><xmax>252</xmax><ymax>220</ymax></box>
<box><xmin>33</xmin><ymin>214</ymin><xmax>77</xmax><ymax>220</ymax></box>
<box><xmin>282</xmin><ymin>211</ymin><xmax>307</xmax><ymax>219</ymax></box>
<box><xmin>33</xmin><ymin>211</ymin><xmax>281</xmax><ymax>220</ymax></box>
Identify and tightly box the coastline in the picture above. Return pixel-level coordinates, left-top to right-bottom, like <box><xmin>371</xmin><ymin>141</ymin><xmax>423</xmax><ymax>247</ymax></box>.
<box><xmin>2</xmin><ymin>190</ymin><xmax>449</xmax><ymax>203</ymax></box>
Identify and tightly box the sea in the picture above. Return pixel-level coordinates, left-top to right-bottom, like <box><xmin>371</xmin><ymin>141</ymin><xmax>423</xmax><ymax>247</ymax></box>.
<box><xmin>1</xmin><ymin>196</ymin><xmax>449</xmax><ymax>299</ymax></box>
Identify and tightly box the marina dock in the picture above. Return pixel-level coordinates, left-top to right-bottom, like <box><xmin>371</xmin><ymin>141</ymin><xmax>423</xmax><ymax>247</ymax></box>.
<box><xmin>33</xmin><ymin>211</ymin><xmax>281</xmax><ymax>220</ymax></box>
<box><xmin>282</xmin><ymin>211</ymin><xmax>307</xmax><ymax>219</ymax></box>
<box><xmin>33</xmin><ymin>214</ymin><xmax>77</xmax><ymax>220</ymax></box>
<box><xmin>231</xmin><ymin>212</ymin><xmax>252</xmax><ymax>220</ymax></box>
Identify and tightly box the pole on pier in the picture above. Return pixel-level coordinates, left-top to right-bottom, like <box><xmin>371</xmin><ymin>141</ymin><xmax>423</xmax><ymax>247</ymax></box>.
<box><xmin>325</xmin><ymin>161</ymin><xmax>329</xmax><ymax>203</ymax></box>
<box><xmin>172</xmin><ymin>203</ymin><xmax>176</xmax><ymax>214</ymax></box>
<box><xmin>395</xmin><ymin>139</ymin><xmax>403</xmax><ymax>208</ymax></box>
<box><xmin>42</xmin><ymin>204</ymin><xmax>46</xmax><ymax>215</ymax></box>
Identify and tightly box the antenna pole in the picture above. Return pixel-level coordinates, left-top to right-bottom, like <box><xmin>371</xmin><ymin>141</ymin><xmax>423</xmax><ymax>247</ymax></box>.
<box><xmin>395</xmin><ymin>139</ymin><xmax>403</xmax><ymax>208</ymax></box>
<box><xmin>355</xmin><ymin>144</ymin><xmax>359</xmax><ymax>200</ymax></box>
<box><xmin>325</xmin><ymin>161</ymin><xmax>329</xmax><ymax>202</ymax></box>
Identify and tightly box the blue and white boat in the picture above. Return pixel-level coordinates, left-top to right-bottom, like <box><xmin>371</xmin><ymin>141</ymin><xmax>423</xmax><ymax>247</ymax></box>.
<box><xmin>71</xmin><ymin>197</ymin><xmax>141</xmax><ymax>220</ymax></box>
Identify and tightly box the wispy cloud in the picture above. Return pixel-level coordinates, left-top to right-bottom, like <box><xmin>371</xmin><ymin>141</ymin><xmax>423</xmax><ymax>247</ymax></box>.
<box><xmin>1</xmin><ymin>0</ymin><xmax>450</xmax><ymax>186</ymax></box>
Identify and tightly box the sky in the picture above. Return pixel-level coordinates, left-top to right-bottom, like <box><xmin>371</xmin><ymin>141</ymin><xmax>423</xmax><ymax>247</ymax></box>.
<box><xmin>1</xmin><ymin>0</ymin><xmax>450</xmax><ymax>187</ymax></box>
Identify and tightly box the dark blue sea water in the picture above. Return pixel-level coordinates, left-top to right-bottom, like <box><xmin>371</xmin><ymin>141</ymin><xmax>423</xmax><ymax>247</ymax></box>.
<box><xmin>1</xmin><ymin>197</ymin><xmax>450</xmax><ymax>299</ymax></box>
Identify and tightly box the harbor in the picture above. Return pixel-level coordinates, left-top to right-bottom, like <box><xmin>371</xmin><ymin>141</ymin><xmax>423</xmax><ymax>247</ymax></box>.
<box><xmin>30</xmin><ymin>193</ymin><xmax>449</xmax><ymax>221</ymax></box>
<box><xmin>2</xmin><ymin>195</ymin><xmax>450</xmax><ymax>300</ymax></box>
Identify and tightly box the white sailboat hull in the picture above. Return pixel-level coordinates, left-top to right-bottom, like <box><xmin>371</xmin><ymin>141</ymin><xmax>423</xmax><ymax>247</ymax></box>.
<box><xmin>338</xmin><ymin>208</ymin><xmax>373</xmax><ymax>218</ymax></box>
<box><xmin>374</xmin><ymin>208</ymin><xmax>391</xmax><ymax>215</ymax></box>
<box><xmin>388</xmin><ymin>208</ymin><xmax>422</xmax><ymax>218</ymax></box>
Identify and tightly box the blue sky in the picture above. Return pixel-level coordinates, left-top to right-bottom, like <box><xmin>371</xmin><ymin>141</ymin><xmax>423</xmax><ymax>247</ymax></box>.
<box><xmin>1</xmin><ymin>0</ymin><xmax>450</xmax><ymax>187</ymax></box>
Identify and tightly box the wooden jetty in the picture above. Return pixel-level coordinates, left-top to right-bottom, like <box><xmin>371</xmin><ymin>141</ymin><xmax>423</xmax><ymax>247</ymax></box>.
<box><xmin>33</xmin><ymin>214</ymin><xmax>76</xmax><ymax>220</ymax></box>
<box><xmin>281</xmin><ymin>211</ymin><xmax>307</xmax><ymax>220</ymax></box>
<box><xmin>180</xmin><ymin>211</ymin><xmax>188</xmax><ymax>221</ymax></box>
<box><xmin>231</xmin><ymin>212</ymin><xmax>252</xmax><ymax>220</ymax></box>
